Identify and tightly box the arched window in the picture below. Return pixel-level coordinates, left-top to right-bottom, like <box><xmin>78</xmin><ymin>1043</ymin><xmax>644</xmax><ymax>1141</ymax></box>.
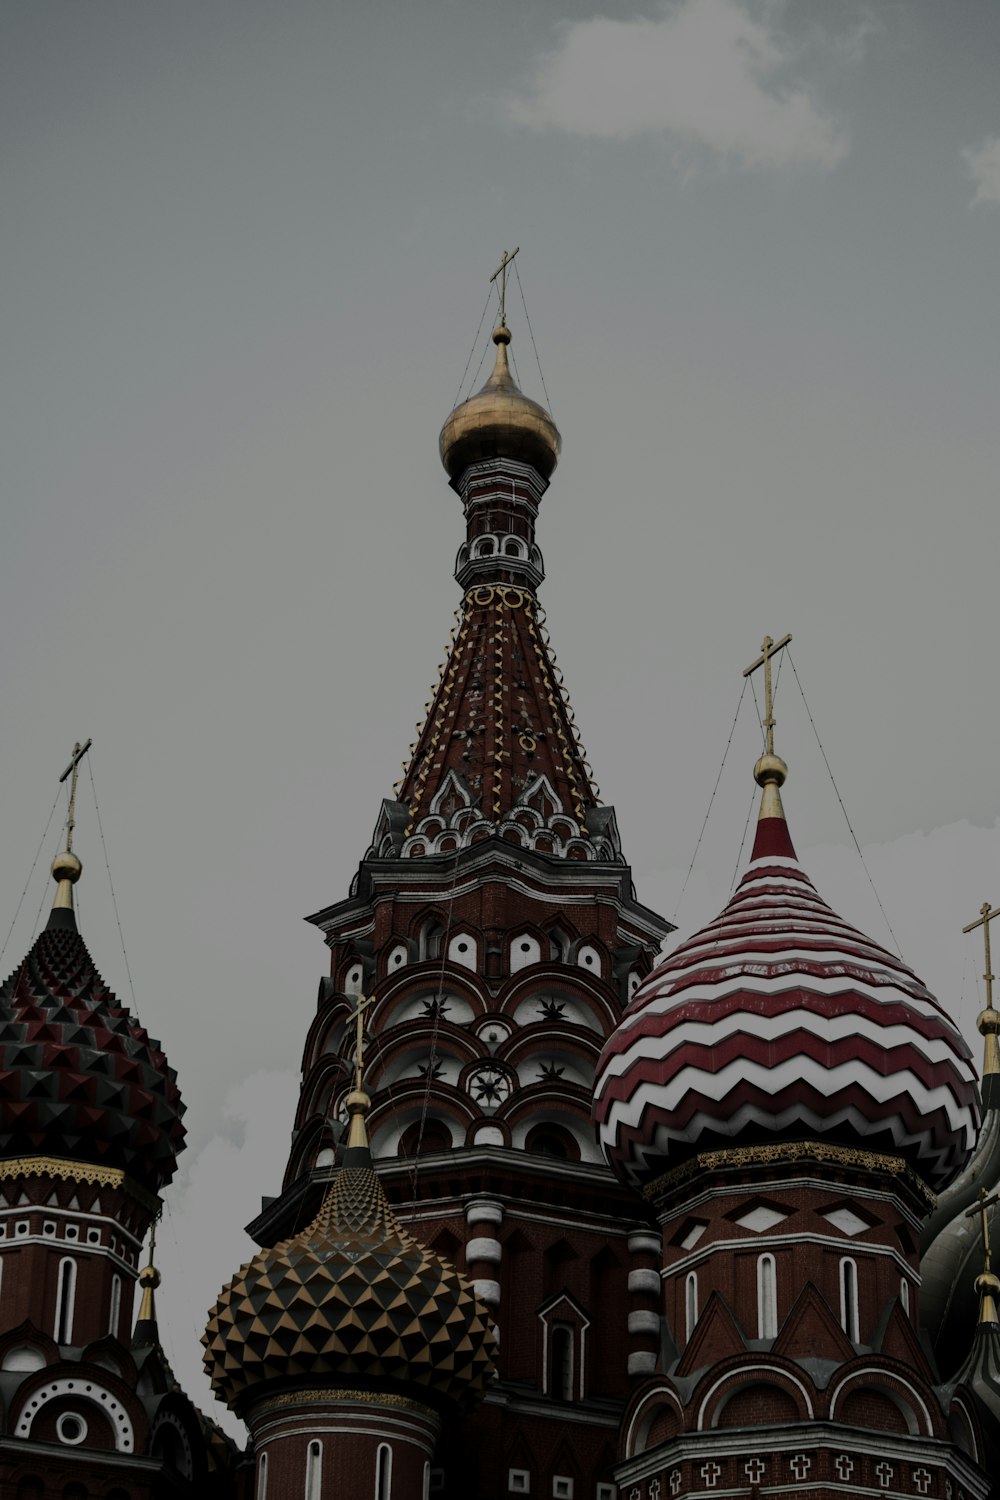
<box><xmin>400</xmin><ymin>1119</ymin><xmax>452</xmax><ymax>1157</ymax></box>
<box><xmin>420</xmin><ymin>921</ymin><xmax>445</xmax><ymax>961</ymax></box>
<box><xmin>900</xmin><ymin>1276</ymin><xmax>910</xmax><ymax>1315</ymax></box>
<box><xmin>54</xmin><ymin>1257</ymin><xmax>77</xmax><ymax>1344</ymax></box>
<box><xmin>305</xmin><ymin>1440</ymin><xmax>322</xmax><ymax>1500</ymax></box>
<box><xmin>757</xmin><ymin>1253</ymin><xmax>777</xmax><ymax>1339</ymax></box>
<box><xmin>109</xmin><ymin>1273</ymin><xmax>122</xmax><ymax>1338</ymax></box>
<box><xmin>257</xmin><ymin>1452</ymin><xmax>268</xmax><ymax>1500</ymax></box>
<box><xmin>376</xmin><ymin>1443</ymin><xmax>392</xmax><ymax>1500</ymax></box>
<box><xmin>422</xmin><ymin>1462</ymin><xmax>431</xmax><ymax>1500</ymax></box>
<box><xmin>840</xmin><ymin>1257</ymin><xmax>859</xmax><ymax>1343</ymax></box>
<box><xmin>685</xmin><ymin>1271</ymin><xmax>698</xmax><ymax>1341</ymax></box>
<box><xmin>551</xmin><ymin>1323</ymin><xmax>573</xmax><ymax>1401</ymax></box>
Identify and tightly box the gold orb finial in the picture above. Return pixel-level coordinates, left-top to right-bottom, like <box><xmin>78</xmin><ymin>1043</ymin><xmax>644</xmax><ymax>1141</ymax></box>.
<box><xmin>51</xmin><ymin>851</ymin><xmax>82</xmax><ymax>885</ymax></box>
<box><xmin>754</xmin><ymin>753</ymin><xmax>788</xmax><ymax>789</ymax></box>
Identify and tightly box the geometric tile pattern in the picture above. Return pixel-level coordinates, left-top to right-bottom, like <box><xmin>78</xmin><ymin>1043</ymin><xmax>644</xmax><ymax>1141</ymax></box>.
<box><xmin>0</xmin><ymin>921</ymin><xmax>186</xmax><ymax>1192</ymax></box>
<box><xmin>203</xmin><ymin>1155</ymin><xmax>496</xmax><ymax>1415</ymax></box>
<box><xmin>594</xmin><ymin>807</ymin><xmax>980</xmax><ymax>1193</ymax></box>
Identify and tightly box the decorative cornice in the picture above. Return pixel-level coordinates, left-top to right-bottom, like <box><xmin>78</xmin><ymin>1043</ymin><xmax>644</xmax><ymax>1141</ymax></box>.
<box><xmin>643</xmin><ymin>1140</ymin><xmax>936</xmax><ymax>1212</ymax></box>
<box><xmin>252</xmin><ymin>1388</ymin><xmax>439</xmax><ymax>1419</ymax></box>
<box><xmin>0</xmin><ymin>1155</ymin><xmax>160</xmax><ymax>1211</ymax></box>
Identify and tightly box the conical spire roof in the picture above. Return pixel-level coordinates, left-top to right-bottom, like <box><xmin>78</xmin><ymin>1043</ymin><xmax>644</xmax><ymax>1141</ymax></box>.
<box><xmin>203</xmin><ymin>1092</ymin><xmax>496</xmax><ymax>1415</ymax></box>
<box><xmin>594</xmin><ymin>710</ymin><xmax>979</xmax><ymax>1191</ymax></box>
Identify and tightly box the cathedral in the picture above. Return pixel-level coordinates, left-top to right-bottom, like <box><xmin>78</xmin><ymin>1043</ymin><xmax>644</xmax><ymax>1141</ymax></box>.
<box><xmin>1</xmin><ymin>278</ymin><xmax>1000</xmax><ymax>1499</ymax></box>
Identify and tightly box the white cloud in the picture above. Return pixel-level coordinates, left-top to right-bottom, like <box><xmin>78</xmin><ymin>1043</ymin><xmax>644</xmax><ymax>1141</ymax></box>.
<box><xmin>507</xmin><ymin>0</ymin><xmax>848</xmax><ymax>169</ymax></box>
<box><xmin>963</xmin><ymin>135</ymin><xmax>1000</xmax><ymax>205</ymax></box>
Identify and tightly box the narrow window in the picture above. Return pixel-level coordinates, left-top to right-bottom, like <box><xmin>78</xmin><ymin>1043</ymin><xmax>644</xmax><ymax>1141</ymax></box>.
<box><xmin>257</xmin><ymin>1452</ymin><xmax>268</xmax><ymax>1500</ymax></box>
<box><xmin>54</xmin><ymin>1258</ymin><xmax>77</xmax><ymax>1344</ymax></box>
<box><xmin>840</xmin><ymin>1258</ymin><xmax>859</xmax><ymax>1343</ymax></box>
<box><xmin>551</xmin><ymin>1323</ymin><xmax>573</xmax><ymax>1400</ymax></box>
<box><xmin>685</xmin><ymin>1270</ymin><xmax>698</xmax><ymax>1341</ymax></box>
<box><xmin>305</xmin><ymin>1440</ymin><xmax>322</xmax><ymax>1500</ymax></box>
<box><xmin>421</xmin><ymin>1462</ymin><xmax>430</xmax><ymax>1500</ymax></box>
<box><xmin>900</xmin><ymin>1276</ymin><xmax>910</xmax><ymax>1315</ymax></box>
<box><xmin>109</xmin><ymin>1273</ymin><xmax>122</xmax><ymax>1338</ymax></box>
<box><xmin>376</xmin><ymin>1443</ymin><xmax>392</xmax><ymax>1500</ymax></box>
<box><xmin>757</xmin><ymin>1253</ymin><xmax>777</xmax><ymax>1339</ymax></box>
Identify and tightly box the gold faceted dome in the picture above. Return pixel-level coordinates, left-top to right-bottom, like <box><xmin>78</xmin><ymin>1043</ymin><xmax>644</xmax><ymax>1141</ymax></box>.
<box><xmin>203</xmin><ymin>1118</ymin><xmax>495</xmax><ymax>1415</ymax></box>
<box><xmin>440</xmin><ymin>325</ymin><xmax>561</xmax><ymax>481</ymax></box>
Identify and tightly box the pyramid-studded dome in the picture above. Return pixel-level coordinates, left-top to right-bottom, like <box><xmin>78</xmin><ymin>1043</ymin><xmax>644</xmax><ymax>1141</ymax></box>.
<box><xmin>204</xmin><ymin>1092</ymin><xmax>495</xmax><ymax>1414</ymax></box>
<box><xmin>439</xmin><ymin>324</ymin><xmax>561</xmax><ymax>481</ymax></box>
<box><xmin>0</xmin><ymin>910</ymin><xmax>186</xmax><ymax>1193</ymax></box>
<box><xmin>594</xmin><ymin>770</ymin><xmax>980</xmax><ymax>1194</ymax></box>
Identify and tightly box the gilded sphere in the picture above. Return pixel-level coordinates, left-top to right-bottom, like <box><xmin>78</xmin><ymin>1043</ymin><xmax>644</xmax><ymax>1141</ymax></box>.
<box><xmin>975</xmin><ymin>1270</ymin><xmax>1000</xmax><ymax>1295</ymax></box>
<box><xmin>753</xmin><ymin>752</ymin><xmax>788</xmax><ymax>789</ymax></box>
<box><xmin>139</xmin><ymin>1263</ymin><xmax>162</xmax><ymax>1291</ymax></box>
<box><xmin>439</xmin><ymin>326</ymin><xmax>561</xmax><ymax>481</ymax></box>
<box><xmin>978</xmin><ymin>1008</ymin><xmax>1000</xmax><ymax>1037</ymax></box>
<box><xmin>51</xmin><ymin>851</ymin><xmax>82</xmax><ymax>884</ymax></box>
<box><xmin>346</xmin><ymin>1089</ymin><xmax>371</xmax><ymax>1114</ymax></box>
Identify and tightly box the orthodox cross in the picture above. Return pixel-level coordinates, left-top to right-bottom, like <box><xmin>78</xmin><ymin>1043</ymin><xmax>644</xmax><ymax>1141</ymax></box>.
<box><xmin>348</xmin><ymin>991</ymin><xmax>376</xmax><ymax>1091</ymax></box>
<box><xmin>963</xmin><ymin>900</ymin><xmax>999</xmax><ymax>1012</ymax></box>
<box><xmin>743</xmin><ymin>635</ymin><xmax>792</xmax><ymax>754</ymax></box>
<box><xmin>58</xmin><ymin>739</ymin><xmax>92</xmax><ymax>853</ymax></box>
<box><xmin>490</xmin><ymin>247</ymin><xmax>520</xmax><ymax>325</ymax></box>
<box><xmin>965</xmin><ymin>1186</ymin><xmax>1000</xmax><ymax>1274</ymax></box>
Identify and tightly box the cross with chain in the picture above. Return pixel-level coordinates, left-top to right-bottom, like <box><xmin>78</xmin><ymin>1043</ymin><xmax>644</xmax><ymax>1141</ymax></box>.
<box><xmin>58</xmin><ymin>739</ymin><xmax>92</xmax><ymax>853</ymax></box>
<box><xmin>347</xmin><ymin>991</ymin><xmax>377</xmax><ymax>1091</ymax></box>
<box><xmin>490</xmin><ymin>247</ymin><xmax>520</xmax><ymax>326</ymax></box>
<box><xmin>963</xmin><ymin>900</ymin><xmax>1000</xmax><ymax>1011</ymax></box>
<box><xmin>963</xmin><ymin>900</ymin><xmax>1000</xmax><ymax>1077</ymax></box>
<box><xmin>965</xmin><ymin>1184</ymin><xmax>1000</xmax><ymax>1288</ymax></box>
<box><xmin>744</xmin><ymin>635</ymin><xmax>792</xmax><ymax>756</ymax></box>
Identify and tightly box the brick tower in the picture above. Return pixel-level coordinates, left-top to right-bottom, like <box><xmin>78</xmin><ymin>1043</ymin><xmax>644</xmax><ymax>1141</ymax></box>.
<box><xmin>246</xmin><ymin>305</ymin><xmax>671</xmax><ymax>1499</ymax></box>
<box><xmin>0</xmin><ymin>747</ymin><xmax>236</xmax><ymax>1496</ymax></box>
<box><xmin>593</xmin><ymin>648</ymin><xmax>994</xmax><ymax>1498</ymax></box>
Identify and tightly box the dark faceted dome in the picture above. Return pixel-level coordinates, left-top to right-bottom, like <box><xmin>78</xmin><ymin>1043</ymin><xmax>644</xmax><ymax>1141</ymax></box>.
<box><xmin>204</xmin><ymin>1097</ymin><xmax>495</xmax><ymax>1414</ymax></box>
<box><xmin>0</xmin><ymin>915</ymin><xmax>186</xmax><ymax>1192</ymax></box>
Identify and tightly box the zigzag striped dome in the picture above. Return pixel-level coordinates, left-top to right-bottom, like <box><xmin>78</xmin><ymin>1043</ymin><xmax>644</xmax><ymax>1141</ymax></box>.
<box><xmin>594</xmin><ymin>793</ymin><xmax>980</xmax><ymax>1192</ymax></box>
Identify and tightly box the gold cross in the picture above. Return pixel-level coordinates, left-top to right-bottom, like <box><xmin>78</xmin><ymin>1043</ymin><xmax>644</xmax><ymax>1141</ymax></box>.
<box><xmin>963</xmin><ymin>901</ymin><xmax>1000</xmax><ymax>1013</ymax></box>
<box><xmin>58</xmin><ymin>739</ymin><xmax>92</xmax><ymax>853</ymax></box>
<box><xmin>348</xmin><ymin>992</ymin><xmax>377</xmax><ymax>1091</ymax></box>
<box><xmin>966</xmin><ymin>1187</ymin><xmax>1000</xmax><ymax>1270</ymax></box>
<box><xmin>743</xmin><ymin>635</ymin><xmax>792</xmax><ymax>755</ymax></box>
<box><xmin>490</xmin><ymin>247</ymin><xmax>520</xmax><ymax>326</ymax></box>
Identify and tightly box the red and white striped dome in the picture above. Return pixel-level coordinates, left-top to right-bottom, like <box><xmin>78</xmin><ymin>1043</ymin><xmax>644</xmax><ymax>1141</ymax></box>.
<box><xmin>594</xmin><ymin>803</ymin><xmax>980</xmax><ymax>1192</ymax></box>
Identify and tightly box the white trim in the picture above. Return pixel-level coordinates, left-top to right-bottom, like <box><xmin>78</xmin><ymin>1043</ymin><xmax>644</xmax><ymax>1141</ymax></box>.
<box><xmin>828</xmin><ymin>1365</ymin><xmax>933</xmax><ymax>1435</ymax></box>
<box><xmin>839</xmin><ymin>1257</ymin><xmax>859</xmax><ymax>1343</ymax></box>
<box><xmin>757</xmin><ymin>1253</ymin><xmax>777</xmax><ymax>1339</ymax></box>
<box><xmin>376</xmin><ymin>1441</ymin><xmax>392</xmax><ymax>1500</ymax></box>
<box><xmin>697</xmin><ymin>1364</ymin><xmax>815</xmax><ymax>1428</ymax></box>
<box><xmin>16</xmin><ymin>1377</ymin><xmax>135</xmax><ymax>1451</ymax></box>
<box><xmin>662</xmin><ymin>1230</ymin><xmax>918</xmax><ymax>1282</ymax></box>
<box><xmin>54</xmin><ymin>1256</ymin><xmax>77</xmax><ymax>1344</ymax></box>
<box><xmin>109</xmin><ymin>1273</ymin><xmax>122</xmax><ymax>1338</ymax></box>
<box><xmin>257</xmin><ymin>1450</ymin><xmax>268</xmax><ymax>1500</ymax></box>
<box><xmin>684</xmin><ymin>1270</ymin><xmax>698</xmax><ymax>1341</ymax></box>
<box><xmin>306</xmin><ymin>1437</ymin><xmax>323</xmax><ymax>1500</ymax></box>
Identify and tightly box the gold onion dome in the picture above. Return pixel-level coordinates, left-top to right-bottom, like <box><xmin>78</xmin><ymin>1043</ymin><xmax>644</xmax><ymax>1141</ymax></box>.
<box><xmin>439</xmin><ymin>324</ymin><xmax>561</xmax><ymax>481</ymax></box>
<box><xmin>203</xmin><ymin>1094</ymin><xmax>495</xmax><ymax>1415</ymax></box>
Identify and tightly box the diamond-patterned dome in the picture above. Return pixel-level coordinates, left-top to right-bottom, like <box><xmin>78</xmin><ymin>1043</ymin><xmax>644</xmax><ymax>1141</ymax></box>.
<box><xmin>204</xmin><ymin>1099</ymin><xmax>495</xmax><ymax>1414</ymax></box>
<box><xmin>0</xmin><ymin>914</ymin><xmax>186</xmax><ymax>1193</ymax></box>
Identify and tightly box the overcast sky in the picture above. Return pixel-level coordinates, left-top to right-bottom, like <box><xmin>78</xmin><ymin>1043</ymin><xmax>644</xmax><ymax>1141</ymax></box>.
<box><xmin>2</xmin><ymin>0</ymin><xmax>999</xmax><ymax>1437</ymax></box>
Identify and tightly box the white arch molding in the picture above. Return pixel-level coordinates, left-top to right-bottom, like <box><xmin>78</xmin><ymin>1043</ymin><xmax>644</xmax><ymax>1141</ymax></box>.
<box><xmin>16</xmin><ymin>1377</ymin><xmax>135</xmax><ymax>1451</ymax></box>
